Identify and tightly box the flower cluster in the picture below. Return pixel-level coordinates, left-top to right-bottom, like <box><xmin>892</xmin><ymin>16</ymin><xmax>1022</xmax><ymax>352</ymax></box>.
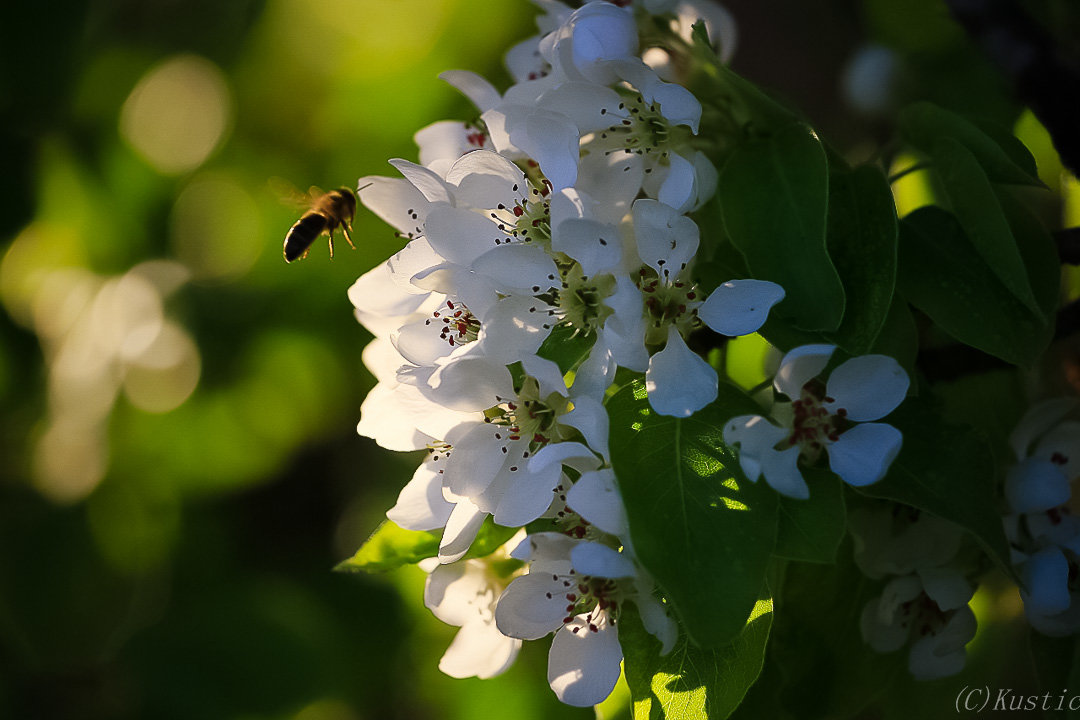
<box><xmin>1004</xmin><ymin>399</ymin><xmax>1080</xmax><ymax>635</ymax></box>
<box><xmin>345</xmin><ymin>0</ymin><xmax>911</xmax><ymax>707</ymax></box>
<box><xmin>850</xmin><ymin>505</ymin><xmax>977</xmax><ymax>680</ymax></box>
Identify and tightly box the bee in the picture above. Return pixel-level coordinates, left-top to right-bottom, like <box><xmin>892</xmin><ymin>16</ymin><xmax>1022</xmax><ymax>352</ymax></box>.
<box><xmin>282</xmin><ymin>186</ymin><xmax>357</xmax><ymax>262</ymax></box>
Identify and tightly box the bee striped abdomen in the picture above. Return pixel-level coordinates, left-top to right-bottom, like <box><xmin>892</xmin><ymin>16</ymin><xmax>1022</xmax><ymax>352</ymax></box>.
<box><xmin>284</xmin><ymin>212</ymin><xmax>331</xmax><ymax>262</ymax></box>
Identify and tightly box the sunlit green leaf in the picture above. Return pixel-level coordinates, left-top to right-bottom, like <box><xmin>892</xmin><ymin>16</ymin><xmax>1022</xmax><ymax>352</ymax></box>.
<box><xmin>335</xmin><ymin>521</ymin><xmax>440</xmax><ymax>573</ymax></box>
<box><xmin>336</xmin><ymin>518</ymin><xmax>517</xmax><ymax>573</ymax></box>
<box><xmin>622</xmin><ymin>598</ymin><xmax>773</xmax><ymax>720</ymax></box>
<box><xmin>608</xmin><ymin>381</ymin><xmax>777</xmax><ymax>648</ymax></box>
<box><xmin>718</xmin><ymin>123</ymin><xmax>845</xmax><ymax>332</ymax></box>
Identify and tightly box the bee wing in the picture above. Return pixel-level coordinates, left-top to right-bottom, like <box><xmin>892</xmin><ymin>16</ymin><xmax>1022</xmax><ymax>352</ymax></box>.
<box><xmin>268</xmin><ymin>176</ymin><xmax>313</xmax><ymax>211</ymax></box>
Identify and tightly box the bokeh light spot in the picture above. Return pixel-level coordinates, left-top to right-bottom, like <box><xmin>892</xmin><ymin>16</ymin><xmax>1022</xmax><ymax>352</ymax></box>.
<box><xmin>120</xmin><ymin>54</ymin><xmax>232</xmax><ymax>175</ymax></box>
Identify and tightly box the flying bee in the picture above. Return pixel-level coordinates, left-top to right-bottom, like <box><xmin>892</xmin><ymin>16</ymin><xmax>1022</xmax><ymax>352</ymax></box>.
<box><xmin>282</xmin><ymin>186</ymin><xmax>357</xmax><ymax>262</ymax></box>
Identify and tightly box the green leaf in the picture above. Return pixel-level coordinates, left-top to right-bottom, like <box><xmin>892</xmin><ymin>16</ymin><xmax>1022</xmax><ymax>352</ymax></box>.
<box><xmin>335</xmin><ymin>517</ymin><xmax>518</xmax><ymax>574</ymax></box>
<box><xmin>538</xmin><ymin>323</ymin><xmax>596</xmax><ymax>375</ymax></box>
<box><xmin>897</xmin><ymin>206</ymin><xmax>1050</xmax><ymax>367</ymax></box>
<box><xmin>622</xmin><ymin>597</ymin><xmax>773</xmax><ymax>720</ymax></box>
<box><xmin>932</xmin><ymin>137</ymin><xmax>1041</xmax><ymax>314</ymax></box>
<box><xmin>997</xmin><ymin>188</ymin><xmax>1060</xmax><ymax>321</ymax></box>
<box><xmin>898</xmin><ymin>102</ymin><xmax>1042</xmax><ymax>186</ymax></box>
<box><xmin>826</xmin><ymin>164</ymin><xmax>898</xmax><ymax>355</ymax></box>
<box><xmin>335</xmin><ymin>520</ymin><xmax>439</xmax><ymax>573</ymax></box>
<box><xmin>608</xmin><ymin>381</ymin><xmax>778</xmax><ymax>647</ymax></box>
<box><xmin>769</xmin><ymin>540</ymin><xmax>903</xmax><ymax>718</ymax></box>
<box><xmin>773</xmin><ymin>468</ymin><xmax>846</xmax><ymax>564</ymax></box>
<box><xmin>718</xmin><ymin>122</ymin><xmax>845</xmax><ymax>332</ymax></box>
<box><xmin>870</xmin><ymin>297</ymin><xmax>919</xmax><ymax>382</ymax></box>
<box><xmin>854</xmin><ymin>395</ymin><xmax>1015</xmax><ymax>578</ymax></box>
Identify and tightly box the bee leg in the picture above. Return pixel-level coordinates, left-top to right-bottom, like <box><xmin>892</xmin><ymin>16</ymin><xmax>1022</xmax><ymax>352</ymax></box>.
<box><xmin>341</xmin><ymin>222</ymin><xmax>357</xmax><ymax>251</ymax></box>
<box><xmin>328</xmin><ymin>233</ymin><xmax>335</xmax><ymax>259</ymax></box>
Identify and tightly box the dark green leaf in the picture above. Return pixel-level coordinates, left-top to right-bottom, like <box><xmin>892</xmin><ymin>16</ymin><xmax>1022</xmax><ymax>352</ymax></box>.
<box><xmin>899</xmin><ymin>102</ymin><xmax>1042</xmax><ymax>186</ymax></box>
<box><xmin>932</xmin><ymin>137</ymin><xmax>1041</xmax><ymax>314</ymax></box>
<box><xmin>622</xmin><ymin>598</ymin><xmax>773</xmax><ymax>720</ymax></box>
<box><xmin>608</xmin><ymin>381</ymin><xmax>777</xmax><ymax>647</ymax></box>
<box><xmin>997</xmin><ymin>188</ymin><xmax>1060</xmax><ymax>321</ymax></box>
<box><xmin>826</xmin><ymin>164</ymin><xmax>898</xmax><ymax>354</ymax></box>
<box><xmin>334</xmin><ymin>520</ymin><xmax>439</xmax><ymax>573</ymax></box>
<box><xmin>897</xmin><ymin>206</ymin><xmax>1050</xmax><ymax>367</ymax></box>
<box><xmin>855</xmin><ymin>395</ymin><xmax>1014</xmax><ymax>578</ymax></box>
<box><xmin>537</xmin><ymin>323</ymin><xmax>596</xmax><ymax>375</ymax></box>
<box><xmin>870</xmin><ymin>297</ymin><xmax>919</xmax><ymax>382</ymax></box>
<box><xmin>719</xmin><ymin>123</ymin><xmax>845</xmax><ymax>332</ymax></box>
<box><xmin>770</xmin><ymin>540</ymin><xmax>903</xmax><ymax>718</ymax></box>
<box><xmin>773</xmin><ymin>468</ymin><xmax>846</xmax><ymax>564</ymax></box>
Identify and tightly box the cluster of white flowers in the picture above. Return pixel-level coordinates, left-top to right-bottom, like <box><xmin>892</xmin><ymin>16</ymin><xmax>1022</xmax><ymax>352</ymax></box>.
<box><xmin>850</xmin><ymin>505</ymin><xmax>977</xmax><ymax>680</ymax></box>
<box><xmin>346</xmin><ymin>0</ymin><xmax>911</xmax><ymax>706</ymax></box>
<box><xmin>1004</xmin><ymin>399</ymin><xmax>1080</xmax><ymax>635</ymax></box>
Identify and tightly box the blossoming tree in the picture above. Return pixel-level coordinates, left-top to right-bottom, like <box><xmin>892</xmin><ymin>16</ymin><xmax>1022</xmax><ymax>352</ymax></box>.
<box><xmin>334</xmin><ymin>1</ymin><xmax>1079</xmax><ymax>716</ymax></box>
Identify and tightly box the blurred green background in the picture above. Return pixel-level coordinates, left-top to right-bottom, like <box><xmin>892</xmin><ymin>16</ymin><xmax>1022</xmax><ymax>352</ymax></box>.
<box><xmin>0</xmin><ymin>0</ymin><xmax>1076</xmax><ymax>718</ymax></box>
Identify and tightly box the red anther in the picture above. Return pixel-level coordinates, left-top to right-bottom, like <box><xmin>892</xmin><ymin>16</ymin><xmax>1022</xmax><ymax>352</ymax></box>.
<box><xmin>513</xmin><ymin>206</ymin><xmax>524</xmax><ymax>217</ymax></box>
<box><xmin>446</xmin><ymin>301</ymin><xmax>455</xmax><ymax>309</ymax></box>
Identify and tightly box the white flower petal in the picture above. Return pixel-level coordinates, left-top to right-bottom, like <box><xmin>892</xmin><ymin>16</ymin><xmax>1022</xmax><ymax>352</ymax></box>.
<box><xmin>496</xmin><ymin>573</ymin><xmax>571</xmax><ymax>640</ymax></box>
<box><xmin>503</xmin><ymin>107</ymin><xmax>580</xmax><ymax>191</ymax></box>
<box><xmin>632</xmin><ymin>199</ymin><xmax>699</xmax><ymax>281</ymax></box>
<box><xmin>439</xmin><ymin>498</ymin><xmax>487</xmax><ymax>563</ymax></box>
<box><xmin>529</xmin><ymin>441</ymin><xmax>601</xmax><ymax>476</ymax></box>
<box><xmin>825</xmin><ymin>354</ymin><xmax>909</xmax><ymax>422</ymax></box>
<box><xmin>1034</xmin><ymin>420</ymin><xmax>1080</xmax><ymax>480</ymax></box>
<box><xmin>566</xmin><ymin>469</ymin><xmax>628</xmax><ymax>537</ymax></box>
<box><xmin>635</xmin><ymin>590</ymin><xmax>677</xmax><ymax>654</ymax></box>
<box><xmin>1005</xmin><ymin>457</ymin><xmax>1071</xmax><ymax>514</ymax></box>
<box><xmin>505</xmin><ymin>35</ymin><xmax>548</xmax><ymax>83</ymax></box>
<box><xmin>1022</xmin><ymin>546</ymin><xmax>1072</xmax><ymax>615</ymax></box>
<box><xmin>357</xmin><ymin>176</ymin><xmax>430</xmax><ymax>238</ymax></box>
<box><xmin>827</xmin><ymin>422</ymin><xmax>903</xmax><ymax>487</ymax></box>
<box><xmin>424</xmin><ymin>206</ymin><xmax>512</xmax><ymax>266</ymax></box>
<box><xmin>548</xmin><ymin>616</ymin><xmax>623</xmax><ymax>707</ymax></box>
<box><xmin>570</xmin><ymin>542</ymin><xmax>636</xmax><ymax>578</ymax></box>
<box><xmin>859</xmin><ymin>597</ymin><xmax>909</xmax><ymax>653</ymax></box>
<box><xmin>445</xmin><ymin>150</ymin><xmax>528</xmax><ymax>212</ymax></box>
<box><xmin>698</xmin><ymin>280</ymin><xmax>785</xmax><ymax>337</ymax></box>
<box><xmin>908</xmin><ymin>606</ymin><xmax>975</xmax><ymax>681</ymax></box>
<box><xmin>561</xmin><ymin>395</ymin><xmax>610</xmax><ymax>459</ymax></box>
<box><xmin>493</xmin><ymin>461</ymin><xmax>561</xmax><ymax>527</ymax></box>
<box><xmin>439</xmin><ymin>619</ymin><xmax>522</xmax><ymax>679</ymax></box>
<box><xmin>540</xmin><ymin>81</ymin><xmax>629</xmax><ymax>133</ymax></box>
<box><xmin>553</xmin><ymin>217</ymin><xmax>623</xmax><ymax>276</ymax></box>
<box><xmin>656</xmin><ymin>151</ymin><xmax>697</xmax><ymax>212</ymax></box>
<box><xmin>389</xmin><ymin>158</ymin><xmax>453</xmax><ymax>205</ymax></box>
<box><xmin>760</xmin><ymin>444</ymin><xmax>807</xmax><ymax>499</ymax></box>
<box><xmin>387</xmin><ymin>458</ymin><xmax>454</xmax><ymax>531</ymax></box>
<box><xmin>439</xmin><ymin>69</ymin><xmax>501</xmax><ymax>112</ymax></box>
<box><xmin>774</xmin><ymin>344</ymin><xmax>835</xmax><ymax>399</ymax></box>
<box><xmin>645</xmin><ymin>326</ymin><xmax>717</xmax><ymax>417</ymax></box>
<box><xmin>356</xmin><ymin>382</ymin><xmax>435</xmax><ymax>451</ymax></box>
<box><xmin>722</xmin><ymin>414</ymin><xmax>786</xmax><ymax>482</ymax></box>
<box><xmin>1011</xmin><ymin>398</ymin><xmax>1078</xmax><ymax>460</ymax></box>
<box><xmin>916</xmin><ymin>567</ymin><xmax>973</xmax><ymax>612</ymax></box>
<box><xmin>472</xmin><ymin>243</ymin><xmax>560</xmax><ymax>294</ymax></box>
